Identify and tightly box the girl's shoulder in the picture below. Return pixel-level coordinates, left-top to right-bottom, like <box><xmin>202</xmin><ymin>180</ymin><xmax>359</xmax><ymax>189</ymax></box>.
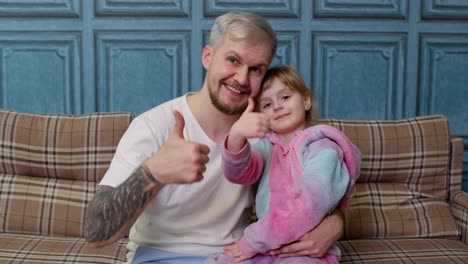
<box><xmin>299</xmin><ymin>124</ymin><xmax>349</xmax><ymax>144</ymax></box>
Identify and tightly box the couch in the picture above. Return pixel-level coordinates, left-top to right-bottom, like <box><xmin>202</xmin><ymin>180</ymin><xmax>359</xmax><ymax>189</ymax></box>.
<box><xmin>0</xmin><ymin>109</ymin><xmax>467</xmax><ymax>263</ymax></box>
<box><xmin>0</xmin><ymin>109</ymin><xmax>132</xmax><ymax>263</ymax></box>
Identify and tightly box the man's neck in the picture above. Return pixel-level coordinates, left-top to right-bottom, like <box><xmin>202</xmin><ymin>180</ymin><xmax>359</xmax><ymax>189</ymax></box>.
<box><xmin>186</xmin><ymin>91</ymin><xmax>240</xmax><ymax>144</ymax></box>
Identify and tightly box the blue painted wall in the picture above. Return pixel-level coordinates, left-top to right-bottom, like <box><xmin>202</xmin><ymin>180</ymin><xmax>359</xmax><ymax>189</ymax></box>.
<box><xmin>1</xmin><ymin>0</ymin><xmax>467</xmax><ymax>190</ymax></box>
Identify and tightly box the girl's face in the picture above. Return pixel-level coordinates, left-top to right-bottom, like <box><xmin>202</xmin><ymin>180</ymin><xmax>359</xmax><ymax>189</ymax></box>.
<box><xmin>258</xmin><ymin>78</ymin><xmax>311</xmax><ymax>143</ymax></box>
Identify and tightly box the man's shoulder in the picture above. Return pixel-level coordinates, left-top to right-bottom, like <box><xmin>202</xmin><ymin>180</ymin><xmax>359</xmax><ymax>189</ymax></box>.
<box><xmin>134</xmin><ymin>95</ymin><xmax>188</xmax><ymax>124</ymax></box>
<box><xmin>142</xmin><ymin>95</ymin><xmax>186</xmax><ymax>116</ymax></box>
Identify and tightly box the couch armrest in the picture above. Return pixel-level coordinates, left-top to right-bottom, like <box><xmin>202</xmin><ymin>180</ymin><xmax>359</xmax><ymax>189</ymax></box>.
<box><xmin>450</xmin><ymin>191</ymin><xmax>468</xmax><ymax>244</ymax></box>
<box><xmin>449</xmin><ymin>137</ymin><xmax>464</xmax><ymax>197</ymax></box>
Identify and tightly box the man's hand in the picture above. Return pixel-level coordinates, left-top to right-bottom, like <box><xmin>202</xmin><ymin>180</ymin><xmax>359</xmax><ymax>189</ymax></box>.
<box><xmin>144</xmin><ymin>110</ymin><xmax>210</xmax><ymax>184</ymax></box>
<box><xmin>270</xmin><ymin>210</ymin><xmax>344</xmax><ymax>258</ymax></box>
<box><xmin>227</xmin><ymin>97</ymin><xmax>270</xmax><ymax>152</ymax></box>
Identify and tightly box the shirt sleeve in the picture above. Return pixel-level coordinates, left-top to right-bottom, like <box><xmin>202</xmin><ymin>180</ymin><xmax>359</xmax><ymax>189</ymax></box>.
<box><xmin>99</xmin><ymin>117</ymin><xmax>161</xmax><ymax>187</ymax></box>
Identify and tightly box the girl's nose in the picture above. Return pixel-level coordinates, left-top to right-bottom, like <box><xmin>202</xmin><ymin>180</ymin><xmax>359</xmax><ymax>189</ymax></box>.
<box><xmin>273</xmin><ymin>103</ymin><xmax>283</xmax><ymax>111</ymax></box>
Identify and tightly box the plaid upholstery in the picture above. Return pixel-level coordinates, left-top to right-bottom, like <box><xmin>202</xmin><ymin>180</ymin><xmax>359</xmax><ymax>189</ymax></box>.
<box><xmin>448</xmin><ymin>137</ymin><xmax>466</xmax><ymax>243</ymax></box>
<box><xmin>0</xmin><ymin>174</ymin><xmax>96</xmax><ymax>237</ymax></box>
<box><xmin>449</xmin><ymin>138</ymin><xmax>464</xmax><ymax>196</ymax></box>
<box><xmin>338</xmin><ymin>238</ymin><xmax>468</xmax><ymax>263</ymax></box>
<box><xmin>451</xmin><ymin>191</ymin><xmax>468</xmax><ymax>244</ymax></box>
<box><xmin>1</xmin><ymin>111</ymin><xmax>467</xmax><ymax>263</ymax></box>
<box><xmin>0</xmin><ymin>110</ymin><xmax>133</xmax><ymax>237</ymax></box>
<box><xmin>321</xmin><ymin>115</ymin><xmax>460</xmax><ymax>239</ymax></box>
<box><xmin>0</xmin><ymin>110</ymin><xmax>132</xmax><ymax>263</ymax></box>
<box><xmin>0</xmin><ymin>110</ymin><xmax>133</xmax><ymax>182</ymax></box>
<box><xmin>0</xmin><ymin>233</ymin><xmax>128</xmax><ymax>264</ymax></box>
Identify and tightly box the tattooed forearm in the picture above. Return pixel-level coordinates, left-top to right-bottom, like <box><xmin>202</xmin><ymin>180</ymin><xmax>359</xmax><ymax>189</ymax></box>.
<box><xmin>84</xmin><ymin>164</ymin><xmax>159</xmax><ymax>243</ymax></box>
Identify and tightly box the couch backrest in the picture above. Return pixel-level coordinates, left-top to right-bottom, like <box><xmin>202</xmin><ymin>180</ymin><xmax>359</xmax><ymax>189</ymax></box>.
<box><xmin>0</xmin><ymin>110</ymin><xmax>133</xmax><ymax>237</ymax></box>
<box><xmin>322</xmin><ymin>115</ymin><xmax>451</xmax><ymax>199</ymax></box>
<box><xmin>0</xmin><ymin>110</ymin><xmax>133</xmax><ymax>182</ymax></box>
<box><xmin>321</xmin><ymin>115</ymin><xmax>461</xmax><ymax>239</ymax></box>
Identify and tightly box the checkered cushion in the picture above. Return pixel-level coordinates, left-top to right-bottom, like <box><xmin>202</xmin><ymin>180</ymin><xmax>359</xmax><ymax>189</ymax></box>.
<box><xmin>0</xmin><ymin>233</ymin><xmax>127</xmax><ymax>264</ymax></box>
<box><xmin>0</xmin><ymin>110</ymin><xmax>133</xmax><ymax>236</ymax></box>
<box><xmin>0</xmin><ymin>110</ymin><xmax>133</xmax><ymax>182</ymax></box>
<box><xmin>0</xmin><ymin>174</ymin><xmax>96</xmax><ymax>237</ymax></box>
<box><xmin>321</xmin><ymin>115</ymin><xmax>460</xmax><ymax>239</ymax></box>
<box><xmin>338</xmin><ymin>238</ymin><xmax>468</xmax><ymax>263</ymax></box>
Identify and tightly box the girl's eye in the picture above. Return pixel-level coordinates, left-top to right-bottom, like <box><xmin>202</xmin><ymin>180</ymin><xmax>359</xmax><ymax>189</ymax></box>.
<box><xmin>262</xmin><ymin>103</ymin><xmax>271</xmax><ymax>109</ymax></box>
<box><xmin>281</xmin><ymin>95</ymin><xmax>290</xmax><ymax>100</ymax></box>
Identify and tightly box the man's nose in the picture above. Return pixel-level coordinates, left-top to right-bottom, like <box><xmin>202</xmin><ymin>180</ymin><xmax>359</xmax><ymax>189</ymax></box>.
<box><xmin>235</xmin><ymin>66</ymin><xmax>249</xmax><ymax>86</ymax></box>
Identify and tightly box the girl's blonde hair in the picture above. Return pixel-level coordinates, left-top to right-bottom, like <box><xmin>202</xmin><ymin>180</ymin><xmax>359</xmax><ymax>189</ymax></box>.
<box><xmin>259</xmin><ymin>65</ymin><xmax>318</xmax><ymax>126</ymax></box>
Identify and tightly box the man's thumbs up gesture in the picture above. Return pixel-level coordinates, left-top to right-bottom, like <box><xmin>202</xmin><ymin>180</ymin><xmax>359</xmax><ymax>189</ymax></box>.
<box><xmin>226</xmin><ymin>98</ymin><xmax>270</xmax><ymax>152</ymax></box>
<box><xmin>145</xmin><ymin>110</ymin><xmax>210</xmax><ymax>184</ymax></box>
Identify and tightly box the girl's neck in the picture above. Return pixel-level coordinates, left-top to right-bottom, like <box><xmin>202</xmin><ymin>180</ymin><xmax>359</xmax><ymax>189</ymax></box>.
<box><xmin>275</xmin><ymin>127</ymin><xmax>304</xmax><ymax>144</ymax></box>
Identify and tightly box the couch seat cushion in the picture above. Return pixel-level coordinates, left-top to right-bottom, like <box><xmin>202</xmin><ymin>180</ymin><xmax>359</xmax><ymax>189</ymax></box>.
<box><xmin>338</xmin><ymin>238</ymin><xmax>468</xmax><ymax>263</ymax></box>
<box><xmin>0</xmin><ymin>174</ymin><xmax>97</xmax><ymax>237</ymax></box>
<box><xmin>0</xmin><ymin>233</ymin><xmax>128</xmax><ymax>263</ymax></box>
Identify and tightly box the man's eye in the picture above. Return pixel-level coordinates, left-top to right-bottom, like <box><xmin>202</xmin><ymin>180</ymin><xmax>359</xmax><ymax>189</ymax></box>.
<box><xmin>229</xmin><ymin>58</ymin><xmax>238</xmax><ymax>64</ymax></box>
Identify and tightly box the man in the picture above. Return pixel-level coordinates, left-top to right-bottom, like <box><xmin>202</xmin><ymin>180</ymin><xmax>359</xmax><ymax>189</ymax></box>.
<box><xmin>84</xmin><ymin>11</ymin><xmax>344</xmax><ymax>264</ymax></box>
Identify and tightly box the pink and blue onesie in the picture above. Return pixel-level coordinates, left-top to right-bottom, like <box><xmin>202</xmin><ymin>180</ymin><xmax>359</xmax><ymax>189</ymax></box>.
<box><xmin>216</xmin><ymin>124</ymin><xmax>361</xmax><ymax>264</ymax></box>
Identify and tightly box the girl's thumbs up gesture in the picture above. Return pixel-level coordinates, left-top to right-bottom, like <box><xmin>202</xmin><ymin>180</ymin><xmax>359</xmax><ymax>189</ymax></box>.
<box><xmin>227</xmin><ymin>98</ymin><xmax>270</xmax><ymax>152</ymax></box>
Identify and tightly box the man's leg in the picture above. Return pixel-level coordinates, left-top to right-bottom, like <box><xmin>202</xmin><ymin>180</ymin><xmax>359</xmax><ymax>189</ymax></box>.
<box><xmin>131</xmin><ymin>246</ymin><xmax>208</xmax><ymax>264</ymax></box>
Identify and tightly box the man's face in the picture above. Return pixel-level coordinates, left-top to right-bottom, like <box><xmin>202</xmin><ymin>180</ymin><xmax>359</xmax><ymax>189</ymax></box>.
<box><xmin>202</xmin><ymin>35</ymin><xmax>273</xmax><ymax>115</ymax></box>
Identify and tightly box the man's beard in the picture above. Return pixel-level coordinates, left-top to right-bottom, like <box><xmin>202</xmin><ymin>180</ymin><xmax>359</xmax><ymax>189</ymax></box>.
<box><xmin>209</xmin><ymin>85</ymin><xmax>248</xmax><ymax>115</ymax></box>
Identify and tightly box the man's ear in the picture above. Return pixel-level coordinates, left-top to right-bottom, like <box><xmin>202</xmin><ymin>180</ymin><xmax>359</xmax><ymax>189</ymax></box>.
<box><xmin>202</xmin><ymin>45</ymin><xmax>212</xmax><ymax>69</ymax></box>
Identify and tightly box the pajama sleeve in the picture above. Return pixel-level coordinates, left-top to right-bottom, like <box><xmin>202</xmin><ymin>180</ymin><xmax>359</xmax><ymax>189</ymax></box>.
<box><xmin>238</xmin><ymin>139</ymin><xmax>356</xmax><ymax>257</ymax></box>
<box><xmin>221</xmin><ymin>135</ymin><xmax>265</xmax><ymax>185</ymax></box>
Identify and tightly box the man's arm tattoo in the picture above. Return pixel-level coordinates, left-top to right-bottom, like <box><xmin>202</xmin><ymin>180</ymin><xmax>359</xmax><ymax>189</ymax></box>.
<box><xmin>84</xmin><ymin>164</ymin><xmax>158</xmax><ymax>243</ymax></box>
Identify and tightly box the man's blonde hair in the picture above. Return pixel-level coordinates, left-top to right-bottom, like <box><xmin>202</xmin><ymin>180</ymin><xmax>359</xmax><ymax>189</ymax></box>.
<box><xmin>209</xmin><ymin>11</ymin><xmax>277</xmax><ymax>61</ymax></box>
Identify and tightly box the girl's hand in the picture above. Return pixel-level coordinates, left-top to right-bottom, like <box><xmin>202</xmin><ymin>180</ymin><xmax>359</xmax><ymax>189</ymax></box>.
<box><xmin>224</xmin><ymin>242</ymin><xmax>249</xmax><ymax>263</ymax></box>
<box><xmin>227</xmin><ymin>98</ymin><xmax>270</xmax><ymax>152</ymax></box>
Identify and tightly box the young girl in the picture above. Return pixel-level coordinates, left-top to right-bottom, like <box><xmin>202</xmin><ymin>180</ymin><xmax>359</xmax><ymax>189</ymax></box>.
<box><xmin>208</xmin><ymin>65</ymin><xmax>361</xmax><ymax>264</ymax></box>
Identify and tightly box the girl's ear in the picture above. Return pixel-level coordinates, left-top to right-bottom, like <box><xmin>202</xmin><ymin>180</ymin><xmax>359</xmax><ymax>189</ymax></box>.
<box><xmin>202</xmin><ymin>45</ymin><xmax>212</xmax><ymax>69</ymax></box>
<box><xmin>304</xmin><ymin>92</ymin><xmax>312</xmax><ymax>110</ymax></box>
